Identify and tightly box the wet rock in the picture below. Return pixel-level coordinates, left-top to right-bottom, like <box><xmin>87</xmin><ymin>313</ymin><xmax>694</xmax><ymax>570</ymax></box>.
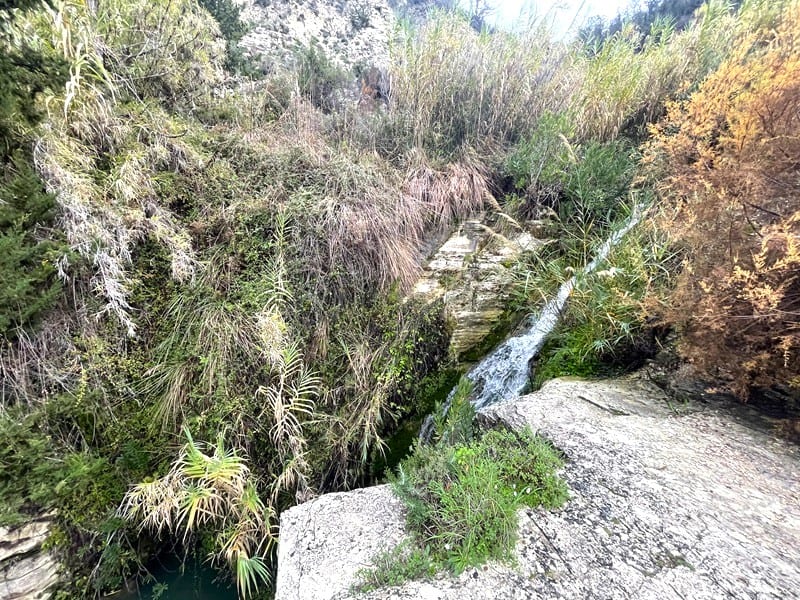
<box><xmin>275</xmin><ymin>376</ymin><xmax>800</xmax><ymax>600</ymax></box>
<box><xmin>0</xmin><ymin>515</ymin><xmax>61</xmax><ymax>600</ymax></box>
<box><xmin>412</xmin><ymin>215</ymin><xmax>543</xmax><ymax>360</ymax></box>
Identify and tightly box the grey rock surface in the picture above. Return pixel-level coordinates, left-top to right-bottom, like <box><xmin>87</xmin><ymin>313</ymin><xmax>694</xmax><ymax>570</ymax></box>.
<box><xmin>276</xmin><ymin>486</ymin><xmax>408</xmax><ymax>599</ymax></box>
<box><xmin>238</xmin><ymin>0</ymin><xmax>442</xmax><ymax>69</ymax></box>
<box><xmin>0</xmin><ymin>516</ymin><xmax>60</xmax><ymax>600</ymax></box>
<box><xmin>276</xmin><ymin>376</ymin><xmax>800</xmax><ymax>600</ymax></box>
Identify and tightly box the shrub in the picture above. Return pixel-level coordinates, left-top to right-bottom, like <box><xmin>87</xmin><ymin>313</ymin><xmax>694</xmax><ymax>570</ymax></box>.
<box><xmin>357</xmin><ymin>380</ymin><xmax>568</xmax><ymax>590</ymax></box>
<box><xmin>198</xmin><ymin>0</ymin><xmax>253</xmax><ymax>74</ymax></box>
<box><xmin>0</xmin><ymin>151</ymin><xmax>64</xmax><ymax>337</ymax></box>
<box><xmin>0</xmin><ymin>2</ymin><xmax>68</xmax><ymax>338</ymax></box>
<box><xmin>296</xmin><ymin>42</ymin><xmax>349</xmax><ymax>113</ymax></box>
<box><xmin>647</xmin><ymin>1</ymin><xmax>800</xmax><ymax>398</ymax></box>
<box><xmin>349</xmin><ymin>1</ymin><xmax>371</xmax><ymax>30</ymax></box>
<box><xmin>505</xmin><ymin>125</ymin><xmax>636</xmax><ymax>230</ymax></box>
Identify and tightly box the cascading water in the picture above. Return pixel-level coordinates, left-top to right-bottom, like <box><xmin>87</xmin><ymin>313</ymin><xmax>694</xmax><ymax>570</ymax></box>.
<box><xmin>421</xmin><ymin>205</ymin><xmax>645</xmax><ymax>439</ymax></box>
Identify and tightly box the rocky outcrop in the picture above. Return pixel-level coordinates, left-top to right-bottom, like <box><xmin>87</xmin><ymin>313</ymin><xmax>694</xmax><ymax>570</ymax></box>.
<box><xmin>276</xmin><ymin>486</ymin><xmax>407</xmax><ymax>597</ymax></box>
<box><xmin>275</xmin><ymin>376</ymin><xmax>800</xmax><ymax>600</ymax></box>
<box><xmin>238</xmin><ymin>0</ymin><xmax>442</xmax><ymax>69</ymax></box>
<box><xmin>412</xmin><ymin>215</ymin><xmax>542</xmax><ymax>360</ymax></box>
<box><xmin>0</xmin><ymin>515</ymin><xmax>60</xmax><ymax>600</ymax></box>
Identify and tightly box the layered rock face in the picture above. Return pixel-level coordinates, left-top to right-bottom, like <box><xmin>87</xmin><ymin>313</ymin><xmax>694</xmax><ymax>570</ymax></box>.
<box><xmin>412</xmin><ymin>215</ymin><xmax>542</xmax><ymax>360</ymax></box>
<box><xmin>275</xmin><ymin>376</ymin><xmax>800</xmax><ymax>600</ymax></box>
<box><xmin>0</xmin><ymin>516</ymin><xmax>60</xmax><ymax>600</ymax></box>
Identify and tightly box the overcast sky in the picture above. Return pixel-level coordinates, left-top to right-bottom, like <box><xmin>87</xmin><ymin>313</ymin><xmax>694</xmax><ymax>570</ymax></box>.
<box><xmin>475</xmin><ymin>0</ymin><xmax>635</xmax><ymax>36</ymax></box>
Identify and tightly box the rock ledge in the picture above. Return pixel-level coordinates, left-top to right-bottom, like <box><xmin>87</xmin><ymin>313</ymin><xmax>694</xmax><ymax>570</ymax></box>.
<box><xmin>276</xmin><ymin>376</ymin><xmax>800</xmax><ymax>600</ymax></box>
<box><xmin>0</xmin><ymin>515</ymin><xmax>60</xmax><ymax>600</ymax></box>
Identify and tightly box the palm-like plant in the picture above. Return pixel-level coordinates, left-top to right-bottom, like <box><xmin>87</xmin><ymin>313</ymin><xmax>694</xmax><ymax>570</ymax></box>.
<box><xmin>257</xmin><ymin>344</ymin><xmax>320</xmax><ymax>502</ymax></box>
<box><xmin>120</xmin><ymin>429</ymin><xmax>274</xmax><ymax>598</ymax></box>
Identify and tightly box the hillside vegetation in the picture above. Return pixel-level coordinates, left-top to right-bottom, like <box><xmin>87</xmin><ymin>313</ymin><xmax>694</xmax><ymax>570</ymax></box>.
<box><xmin>0</xmin><ymin>0</ymin><xmax>797</xmax><ymax>597</ymax></box>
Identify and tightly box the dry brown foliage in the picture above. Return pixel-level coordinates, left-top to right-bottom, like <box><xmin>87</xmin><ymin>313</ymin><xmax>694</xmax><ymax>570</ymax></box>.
<box><xmin>647</xmin><ymin>3</ymin><xmax>800</xmax><ymax>397</ymax></box>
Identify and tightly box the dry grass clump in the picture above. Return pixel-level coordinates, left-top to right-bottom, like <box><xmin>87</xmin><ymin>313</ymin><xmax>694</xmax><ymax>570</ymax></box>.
<box><xmin>0</xmin><ymin>311</ymin><xmax>81</xmax><ymax>405</ymax></box>
<box><xmin>222</xmin><ymin>105</ymin><xmax>490</xmax><ymax>302</ymax></box>
<box><xmin>403</xmin><ymin>152</ymin><xmax>495</xmax><ymax>229</ymax></box>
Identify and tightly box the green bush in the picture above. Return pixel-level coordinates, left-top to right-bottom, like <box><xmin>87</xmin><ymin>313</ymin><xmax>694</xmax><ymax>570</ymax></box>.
<box><xmin>0</xmin><ymin>3</ymin><xmax>68</xmax><ymax>337</ymax></box>
<box><xmin>505</xmin><ymin>129</ymin><xmax>636</xmax><ymax>230</ymax></box>
<box><xmin>296</xmin><ymin>42</ymin><xmax>348</xmax><ymax>112</ymax></box>
<box><xmin>357</xmin><ymin>381</ymin><xmax>568</xmax><ymax>590</ymax></box>
<box><xmin>198</xmin><ymin>0</ymin><xmax>256</xmax><ymax>75</ymax></box>
<box><xmin>0</xmin><ymin>152</ymin><xmax>64</xmax><ymax>336</ymax></box>
<box><xmin>514</xmin><ymin>215</ymin><xmax>677</xmax><ymax>388</ymax></box>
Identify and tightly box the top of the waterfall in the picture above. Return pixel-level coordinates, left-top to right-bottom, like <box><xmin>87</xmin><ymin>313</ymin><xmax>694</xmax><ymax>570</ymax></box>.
<box><xmin>237</xmin><ymin>0</ymin><xmax>446</xmax><ymax>70</ymax></box>
<box><xmin>276</xmin><ymin>375</ymin><xmax>800</xmax><ymax>600</ymax></box>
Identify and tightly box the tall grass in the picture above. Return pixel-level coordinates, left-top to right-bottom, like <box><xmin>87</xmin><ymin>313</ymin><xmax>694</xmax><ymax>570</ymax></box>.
<box><xmin>387</xmin><ymin>13</ymin><xmax>575</xmax><ymax>157</ymax></box>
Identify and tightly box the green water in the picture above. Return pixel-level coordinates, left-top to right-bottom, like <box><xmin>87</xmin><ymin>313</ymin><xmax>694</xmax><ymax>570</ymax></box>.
<box><xmin>110</xmin><ymin>556</ymin><xmax>235</xmax><ymax>600</ymax></box>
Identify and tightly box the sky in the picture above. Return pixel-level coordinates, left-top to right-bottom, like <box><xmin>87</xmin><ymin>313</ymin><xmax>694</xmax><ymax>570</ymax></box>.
<box><xmin>473</xmin><ymin>0</ymin><xmax>635</xmax><ymax>36</ymax></box>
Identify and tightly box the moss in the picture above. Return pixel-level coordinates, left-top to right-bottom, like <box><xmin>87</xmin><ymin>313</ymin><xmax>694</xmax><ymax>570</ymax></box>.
<box><xmin>457</xmin><ymin>310</ymin><xmax>524</xmax><ymax>363</ymax></box>
<box><xmin>372</xmin><ymin>367</ymin><xmax>463</xmax><ymax>479</ymax></box>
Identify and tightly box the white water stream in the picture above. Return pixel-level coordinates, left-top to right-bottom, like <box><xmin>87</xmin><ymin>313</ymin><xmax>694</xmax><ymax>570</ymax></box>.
<box><xmin>422</xmin><ymin>204</ymin><xmax>645</xmax><ymax>439</ymax></box>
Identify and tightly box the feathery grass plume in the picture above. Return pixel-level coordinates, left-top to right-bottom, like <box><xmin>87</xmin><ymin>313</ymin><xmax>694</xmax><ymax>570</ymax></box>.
<box><xmin>120</xmin><ymin>429</ymin><xmax>274</xmax><ymax>598</ymax></box>
<box><xmin>337</xmin><ymin>336</ymin><xmax>393</xmax><ymax>465</ymax></box>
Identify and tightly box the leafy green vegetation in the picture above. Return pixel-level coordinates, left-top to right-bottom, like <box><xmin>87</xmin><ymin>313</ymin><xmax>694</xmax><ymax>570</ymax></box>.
<box><xmin>198</xmin><ymin>0</ymin><xmax>253</xmax><ymax>74</ymax></box>
<box><xmin>0</xmin><ymin>0</ymin><xmax>797</xmax><ymax>596</ymax></box>
<box><xmin>0</xmin><ymin>153</ymin><xmax>64</xmax><ymax>336</ymax></box>
<box><xmin>0</xmin><ymin>0</ymin><xmax>68</xmax><ymax>338</ymax></box>
<box><xmin>357</xmin><ymin>379</ymin><xmax>568</xmax><ymax>591</ymax></box>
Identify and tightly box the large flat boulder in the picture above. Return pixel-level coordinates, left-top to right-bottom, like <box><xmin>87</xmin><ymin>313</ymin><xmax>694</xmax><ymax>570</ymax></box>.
<box><xmin>276</xmin><ymin>376</ymin><xmax>800</xmax><ymax>600</ymax></box>
<box><xmin>276</xmin><ymin>486</ymin><xmax>408</xmax><ymax>599</ymax></box>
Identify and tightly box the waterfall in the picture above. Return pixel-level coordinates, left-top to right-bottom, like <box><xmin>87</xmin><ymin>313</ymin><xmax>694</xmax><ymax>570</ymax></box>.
<box><xmin>421</xmin><ymin>204</ymin><xmax>645</xmax><ymax>439</ymax></box>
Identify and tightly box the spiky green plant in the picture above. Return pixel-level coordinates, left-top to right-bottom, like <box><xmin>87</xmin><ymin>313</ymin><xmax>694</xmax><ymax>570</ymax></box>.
<box><xmin>120</xmin><ymin>428</ymin><xmax>274</xmax><ymax>598</ymax></box>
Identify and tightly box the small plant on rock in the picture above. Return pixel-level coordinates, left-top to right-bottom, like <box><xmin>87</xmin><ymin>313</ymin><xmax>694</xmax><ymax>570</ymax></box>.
<box><xmin>356</xmin><ymin>379</ymin><xmax>568</xmax><ymax>591</ymax></box>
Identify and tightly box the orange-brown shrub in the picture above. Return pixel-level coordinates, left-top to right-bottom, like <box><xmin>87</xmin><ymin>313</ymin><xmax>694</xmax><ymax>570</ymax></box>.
<box><xmin>647</xmin><ymin>4</ymin><xmax>800</xmax><ymax>398</ymax></box>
